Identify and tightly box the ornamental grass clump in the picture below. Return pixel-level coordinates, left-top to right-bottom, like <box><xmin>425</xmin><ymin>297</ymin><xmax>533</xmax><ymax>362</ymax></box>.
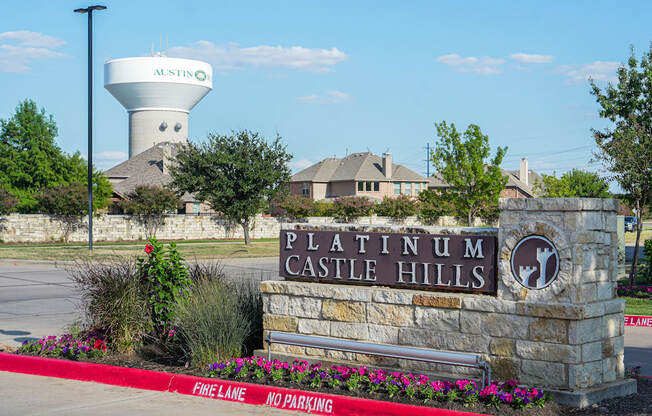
<box><xmin>68</xmin><ymin>259</ymin><xmax>150</xmax><ymax>354</ymax></box>
<box><xmin>207</xmin><ymin>357</ymin><xmax>551</xmax><ymax>411</ymax></box>
<box><xmin>174</xmin><ymin>277</ymin><xmax>259</xmax><ymax>368</ymax></box>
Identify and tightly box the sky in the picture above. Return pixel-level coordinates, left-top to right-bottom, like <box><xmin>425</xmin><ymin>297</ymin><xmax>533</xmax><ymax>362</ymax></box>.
<box><xmin>0</xmin><ymin>1</ymin><xmax>650</xmax><ymax>187</ymax></box>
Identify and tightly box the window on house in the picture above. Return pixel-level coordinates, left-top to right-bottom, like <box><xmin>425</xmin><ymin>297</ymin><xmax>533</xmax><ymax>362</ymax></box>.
<box><xmin>357</xmin><ymin>181</ymin><xmax>364</xmax><ymax>191</ymax></box>
<box><xmin>394</xmin><ymin>182</ymin><xmax>401</xmax><ymax>195</ymax></box>
<box><xmin>193</xmin><ymin>202</ymin><xmax>200</xmax><ymax>214</ymax></box>
<box><xmin>301</xmin><ymin>183</ymin><xmax>310</xmax><ymax>196</ymax></box>
<box><xmin>415</xmin><ymin>183</ymin><xmax>422</xmax><ymax>194</ymax></box>
<box><xmin>366</xmin><ymin>181</ymin><xmax>372</xmax><ymax>191</ymax></box>
<box><xmin>373</xmin><ymin>182</ymin><xmax>379</xmax><ymax>192</ymax></box>
<box><xmin>405</xmin><ymin>183</ymin><xmax>412</xmax><ymax>195</ymax></box>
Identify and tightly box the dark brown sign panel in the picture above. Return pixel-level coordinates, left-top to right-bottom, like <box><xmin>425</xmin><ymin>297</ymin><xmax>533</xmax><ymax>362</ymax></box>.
<box><xmin>279</xmin><ymin>229</ymin><xmax>497</xmax><ymax>294</ymax></box>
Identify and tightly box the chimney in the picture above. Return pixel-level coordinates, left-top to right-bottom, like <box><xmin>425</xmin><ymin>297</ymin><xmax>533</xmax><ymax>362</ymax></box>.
<box><xmin>382</xmin><ymin>153</ymin><xmax>392</xmax><ymax>178</ymax></box>
<box><xmin>162</xmin><ymin>143</ymin><xmax>172</xmax><ymax>175</ymax></box>
<box><xmin>519</xmin><ymin>157</ymin><xmax>529</xmax><ymax>186</ymax></box>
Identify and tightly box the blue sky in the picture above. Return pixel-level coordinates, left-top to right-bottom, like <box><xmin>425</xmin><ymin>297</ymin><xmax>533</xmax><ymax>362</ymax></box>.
<box><xmin>0</xmin><ymin>1</ymin><xmax>650</xmax><ymax>184</ymax></box>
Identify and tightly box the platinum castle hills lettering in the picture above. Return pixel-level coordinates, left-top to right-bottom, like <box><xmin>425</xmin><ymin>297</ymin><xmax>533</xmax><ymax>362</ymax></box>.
<box><xmin>279</xmin><ymin>229</ymin><xmax>497</xmax><ymax>294</ymax></box>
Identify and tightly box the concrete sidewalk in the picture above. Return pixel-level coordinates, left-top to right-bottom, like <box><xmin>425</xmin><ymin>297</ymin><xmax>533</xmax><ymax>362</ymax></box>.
<box><xmin>0</xmin><ymin>371</ymin><xmax>301</xmax><ymax>416</ymax></box>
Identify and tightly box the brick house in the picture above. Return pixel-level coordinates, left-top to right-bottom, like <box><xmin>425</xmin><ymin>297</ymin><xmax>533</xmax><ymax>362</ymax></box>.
<box><xmin>428</xmin><ymin>157</ymin><xmax>542</xmax><ymax>198</ymax></box>
<box><xmin>290</xmin><ymin>152</ymin><xmax>429</xmax><ymax>201</ymax></box>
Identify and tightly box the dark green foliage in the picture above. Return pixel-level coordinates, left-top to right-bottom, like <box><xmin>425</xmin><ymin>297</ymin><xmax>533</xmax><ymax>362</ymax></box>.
<box><xmin>332</xmin><ymin>196</ymin><xmax>375</xmax><ymax>220</ymax></box>
<box><xmin>121</xmin><ymin>185</ymin><xmax>181</xmax><ymax>238</ymax></box>
<box><xmin>0</xmin><ymin>100</ymin><xmax>112</xmax><ymax>212</ymax></box>
<box><xmin>418</xmin><ymin>189</ymin><xmax>455</xmax><ymax>224</ymax></box>
<box><xmin>312</xmin><ymin>200</ymin><xmax>334</xmax><ymax>216</ymax></box>
<box><xmin>590</xmin><ymin>45</ymin><xmax>652</xmax><ymax>286</ymax></box>
<box><xmin>169</xmin><ymin>130</ymin><xmax>291</xmax><ymax>244</ymax></box>
<box><xmin>431</xmin><ymin>122</ymin><xmax>507</xmax><ymax>226</ymax></box>
<box><xmin>68</xmin><ymin>259</ymin><xmax>150</xmax><ymax>354</ymax></box>
<box><xmin>375</xmin><ymin>195</ymin><xmax>417</xmax><ymax>218</ymax></box>
<box><xmin>34</xmin><ymin>182</ymin><xmax>88</xmax><ymax>242</ymax></box>
<box><xmin>0</xmin><ymin>189</ymin><xmax>17</xmax><ymax>214</ymax></box>
<box><xmin>137</xmin><ymin>238</ymin><xmax>193</xmax><ymax>338</ymax></box>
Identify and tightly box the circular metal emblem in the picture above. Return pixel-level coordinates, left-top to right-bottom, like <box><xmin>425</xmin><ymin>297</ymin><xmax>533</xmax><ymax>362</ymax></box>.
<box><xmin>195</xmin><ymin>70</ymin><xmax>207</xmax><ymax>81</ymax></box>
<box><xmin>510</xmin><ymin>235</ymin><xmax>559</xmax><ymax>290</ymax></box>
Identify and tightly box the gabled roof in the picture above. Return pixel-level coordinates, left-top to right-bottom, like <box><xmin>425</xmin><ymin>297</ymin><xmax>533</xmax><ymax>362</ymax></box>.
<box><xmin>291</xmin><ymin>152</ymin><xmax>427</xmax><ymax>183</ymax></box>
<box><xmin>104</xmin><ymin>142</ymin><xmax>195</xmax><ymax>201</ymax></box>
<box><xmin>427</xmin><ymin>167</ymin><xmax>540</xmax><ymax>197</ymax></box>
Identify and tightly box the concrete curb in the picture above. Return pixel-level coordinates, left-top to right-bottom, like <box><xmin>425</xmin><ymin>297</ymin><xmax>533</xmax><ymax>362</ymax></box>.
<box><xmin>0</xmin><ymin>353</ymin><xmax>484</xmax><ymax>416</ymax></box>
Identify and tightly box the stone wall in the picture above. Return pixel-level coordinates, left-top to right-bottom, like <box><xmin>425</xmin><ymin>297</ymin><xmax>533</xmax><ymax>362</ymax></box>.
<box><xmin>261</xmin><ymin>198</ymin><xmax>630</xmax><ymax>396</ymax></box>
<box><xmin>0</xmin><ymin>214</ymin><xmax>475</xmax><ymax>243</ymax></box>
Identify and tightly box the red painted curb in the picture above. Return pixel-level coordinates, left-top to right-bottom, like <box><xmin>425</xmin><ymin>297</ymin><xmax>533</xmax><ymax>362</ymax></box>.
<box><xmin>625</xmin><ymin>315</ymin><xmax>652</xmax><ymax>327</ymax></box>
<box><xmin>0</xmin><ymin>352</ymin><xmax>486</xmax><ymax>416</ymax></box>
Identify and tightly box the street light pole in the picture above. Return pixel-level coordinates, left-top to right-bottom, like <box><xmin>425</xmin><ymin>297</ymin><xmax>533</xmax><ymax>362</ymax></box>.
<box><xmin>75</xmin><ymin>5</ymin><xmax>106</xmax><ymax>251</ymax></box>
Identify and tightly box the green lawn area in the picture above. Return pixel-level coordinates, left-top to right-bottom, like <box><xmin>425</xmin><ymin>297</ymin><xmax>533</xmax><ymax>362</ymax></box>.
<box><xmin>621</xmin><ymin>297</ymin><xmax>652</xmax><ymax>316</ymax></box>
<box><xmin>624</xmin><ymin>227</ymin><xmax>652</xmax><ymax>244</ymax></box>
<box><xmin>0</xmin><ymin>239</ymin><xmax>279</xmax><ymax>261</ymax></box>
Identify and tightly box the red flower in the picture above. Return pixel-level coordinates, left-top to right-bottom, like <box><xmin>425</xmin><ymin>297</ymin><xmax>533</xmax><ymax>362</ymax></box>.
<box><xmin>145</xmin><ymin>244</ymin><xmax>154</xmax><ymax>254</ymax></box>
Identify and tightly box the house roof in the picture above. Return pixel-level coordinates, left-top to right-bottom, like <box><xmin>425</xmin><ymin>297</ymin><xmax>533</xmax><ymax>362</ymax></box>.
<box><xmin>104</xmin><ymin>142</ymin><xmax>195</xmax><ymax>201</ymax></box>
<box><xmin>291</xmin><ymin>152</ymin><xmax>427</xmax><ymax>183</ymax></box>
<box><xmin>427</xmin><ymin>167</ymin><xmax>541</xmax><ymax>197</ymax></box>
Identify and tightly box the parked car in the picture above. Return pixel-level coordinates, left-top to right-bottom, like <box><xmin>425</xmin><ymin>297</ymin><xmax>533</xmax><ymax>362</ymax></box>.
<box><xmin>624</xmin><ymin>216</ymin><xmax>637</xmax><ymax>232</ymax></box>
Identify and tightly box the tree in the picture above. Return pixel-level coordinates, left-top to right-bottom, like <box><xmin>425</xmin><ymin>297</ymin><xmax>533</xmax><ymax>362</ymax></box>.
<box><xmin>34</xmin><ymin>182</ymin><xmax>88</xmax><ymax>242</ymax></box>
<box><xmin>431</xmin><ymin>122</ymin><xmax>508</xmax><ymax>225</ymax></box>
<box><xmin>169</xmin><ymin>130</ymin><xmax>291</xmax><ymax>244</ymax></box>
<box><xmin>121</xmin><ymin>185</ymin><xmax>181</xmax><ymax>239</ymax></box>
<box><xmin>564</xmin><ymin>169</ymin><xmax>611</xmax><ymax>198</ymax></box>
<box><xmin>590</xmin><ymin>45</ymin><xmax>652</xmax><ymax>287</ymax></box>
<box><xmin>534</xmin><ymin>173</ymin><xmax>577</xmax><ymax>197</ymax></box>
<box><xmin>0</xmin><ymin>100</ymin><xmax>111</xmax><ymax>212</ymax></box>
<box><xmin>277</xmin><ymin>194</ymin><xmax>314</xmax><ymax>218</ymax></box>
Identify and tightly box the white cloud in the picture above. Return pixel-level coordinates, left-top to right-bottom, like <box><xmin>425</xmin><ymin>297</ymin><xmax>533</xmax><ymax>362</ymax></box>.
<box><xmin>0</xmin><ymin>30</ymin><xmax>66</xmax><ymax>72</ymax></box>
<box><xmin>436</xmin><ymin>54</ymin><xmax>505</xmax><ymax>75</ymax></box>
<box><xmin>169</xmin><ymin>41</ymin><xmax>348</xmax><ymax>73</ymax></box>
<box><xmin>290</xmin><ymin>159</ymin><xmax>314</xmax><ymax>172</ymax></box>
<box><xmin>510</xmin><ymin>53</ymin><xmax>554</xmax><ymax>64</ymax></box>
<box><xmin>557</xmin><ymin>61</ymin><xmax>622</xmax><ymax>85</ymax></box>
<box><xmin>297</xmin><ymin>90</ymin><xmax>353</xmax><ymax>104</ymax></box>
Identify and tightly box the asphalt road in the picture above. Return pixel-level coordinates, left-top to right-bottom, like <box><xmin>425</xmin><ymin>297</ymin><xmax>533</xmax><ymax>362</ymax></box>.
<box><xmin>0</xmin><ymin>259</ymin><xmax>650</xmax><ymax>378</ymax></box>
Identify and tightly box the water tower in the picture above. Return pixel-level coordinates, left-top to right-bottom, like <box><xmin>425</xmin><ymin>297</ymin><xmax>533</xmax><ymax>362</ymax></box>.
<box><xmin>104</xmin><ymin>56</ymin><xmax>213</xmax><ymax>158</ymax></box>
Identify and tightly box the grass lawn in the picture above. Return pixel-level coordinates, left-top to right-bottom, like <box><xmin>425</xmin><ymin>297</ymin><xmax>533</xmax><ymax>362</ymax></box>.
<box><xmin>624</xmin><ymin>227</ymin><xmax>652</xmax><ymax>245</ymax></box>
<box><xmin>0</xmin><ymin>239</ymin><xmax>279</xmax><ymax>261</ymax></box>
<box><xmin>621</xmin><ymin>297</ymin><xmax>652</xmax><ymax>316</ymax></box>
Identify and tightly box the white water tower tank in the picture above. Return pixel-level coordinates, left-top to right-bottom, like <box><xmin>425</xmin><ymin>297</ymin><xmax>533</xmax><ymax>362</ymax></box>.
<box><xmin>104</xmin><ymin>56</ymin><xmax>213</xmax><ymax>158</ymax></box>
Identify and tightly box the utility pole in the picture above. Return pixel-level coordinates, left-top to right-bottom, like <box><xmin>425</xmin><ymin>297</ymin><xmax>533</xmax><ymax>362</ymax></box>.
<box><xmin>426</xmin><ymin>142</ymin><xmax>430</xmax><ymax>177</ymax></box>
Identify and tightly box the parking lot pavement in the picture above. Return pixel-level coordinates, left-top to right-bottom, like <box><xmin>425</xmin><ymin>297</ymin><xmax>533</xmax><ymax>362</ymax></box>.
<box><xmin>0</xmin><ymin>371</ymin><xmax>301</xmax><ymax>416</ymax></box>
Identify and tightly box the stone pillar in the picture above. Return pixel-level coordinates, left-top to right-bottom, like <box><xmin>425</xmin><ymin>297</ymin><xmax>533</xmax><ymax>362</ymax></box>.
<box><xmin>260</xmin><ymin>198</ymin><xmax>636</xmax><ymax>407</ymax></box>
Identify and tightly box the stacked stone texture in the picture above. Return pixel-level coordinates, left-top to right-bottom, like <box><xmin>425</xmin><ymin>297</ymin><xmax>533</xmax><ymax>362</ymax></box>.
<box><xmin>0</xmin><ymin>214</ymin><xmax>475</xmax><ymax>243</ymax></box>
<box><xmin>261</xmin><ymin>198</ymin><xmax>624</xmax><ymax>391</ymax></box>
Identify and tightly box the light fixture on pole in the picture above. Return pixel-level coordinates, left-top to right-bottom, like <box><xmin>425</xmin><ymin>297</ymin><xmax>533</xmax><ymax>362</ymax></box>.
<box><xmin>74</xmin><ymin>5</ymin><xmax>106</xmax><ymax>251</ymax></box>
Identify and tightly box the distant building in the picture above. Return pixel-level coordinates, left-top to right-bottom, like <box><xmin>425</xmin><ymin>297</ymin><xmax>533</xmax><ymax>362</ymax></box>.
<box><xmin>427</xmin><ymin>157</ymin><xmax>541</xmax><ymax>198</ymax></box>
<box><xmin>104</xmin><ymin>142</ymin><xmax>212</xmax><ymax>214</ymax></box>
<box><xmin>290</xmin><ymin>152</ymin><xmax>428</xmax><ymax>201</ymax></box>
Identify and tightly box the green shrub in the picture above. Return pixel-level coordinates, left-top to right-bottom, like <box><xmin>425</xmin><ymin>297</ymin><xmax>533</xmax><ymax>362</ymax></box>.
<box><xmin>418</xmin><ymin>190</ymin><xmax>455</xmax><ymax>224</ymax></box>
<box><xmin>138</xmin><ymin>238</ymin><xmax>193</xmax><ymax>338</ymax></box>
<box><xmin>332</xmin><ymin>196</ymin><xmax>375</xmax><ymax>220</ymax></box>
<box><xmin>68</xmin><ymin>259</ymin><xmax>150</xmax><ymax>354</ymax></box>
<box><xmin>174</xmin><ymin>277</ymin><xmax>260</xmax><ymax>368</ymax></box>
<box><xmin>375</xmin><ymin>195</ymin><xmax>417</xmax><ymax>218</ymax></box>
<box><xmin>0</xmin><ymin>189</ymin><xmax>17</xmax><ymax>214</ymax></box>
<box><xmin>278</xmin><ymin>194</ymin><xmax>313</xmax><ymax>218</ymax></box>
<box><xmin>311</xmin><ymin>200</ymin><xmax>334</xmax><ymax>216</ymax></box>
